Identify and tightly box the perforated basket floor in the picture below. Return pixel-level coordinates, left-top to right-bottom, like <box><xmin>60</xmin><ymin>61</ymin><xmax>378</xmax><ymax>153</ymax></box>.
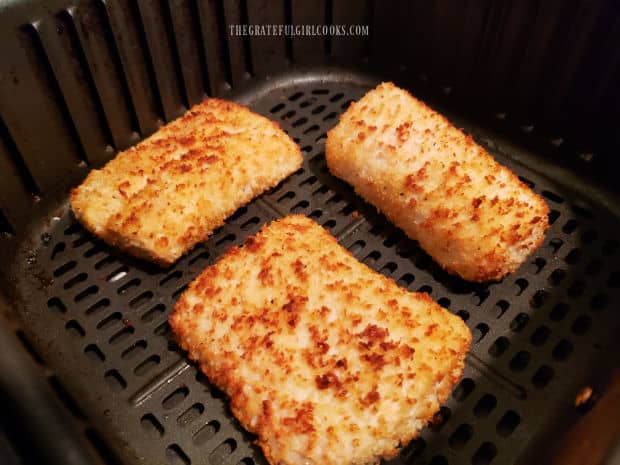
<box><xmin>8</xmin><ymin>72</ymin><xmax>620</xmax><ymax>465</ymax></box>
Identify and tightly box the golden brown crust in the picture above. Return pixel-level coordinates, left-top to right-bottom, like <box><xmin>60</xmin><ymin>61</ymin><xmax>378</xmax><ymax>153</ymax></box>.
<box><xmin>70</xmin><ymin>98</ymin><xmax>302</xmax><ymax>266</ymax></box>
<box><xmin>325</xmin><ymin>82</ymin><xmax>549</xmax><ymax>282</ymax></box>
<box><xmin>170</xmin><ymin>215</ymin><xmax>471</xmax><ymax>465</ymax></box>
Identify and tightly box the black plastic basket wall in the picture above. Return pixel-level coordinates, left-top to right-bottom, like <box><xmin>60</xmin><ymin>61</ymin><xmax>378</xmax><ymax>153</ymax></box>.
<box><xmin>1</xmin><ymin>2</ymin><xmax>620</xmax><ymax>465</ymax></box>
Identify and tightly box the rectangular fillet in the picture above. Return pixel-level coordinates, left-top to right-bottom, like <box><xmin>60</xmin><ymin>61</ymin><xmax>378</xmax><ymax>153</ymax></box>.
<box><xmin>170</xmin><ymin>215</ymin><xmax>471</xmax><ymax>465</ymax></box>
<box><xmin>326</xmin><ymin>82</ymin><xmax>549</xmax><ymax>281</ymax></box>
<box><xmin>70</xmin><ymin>99</ymin><xmax>302</xmax><ymax>266</ymax></box>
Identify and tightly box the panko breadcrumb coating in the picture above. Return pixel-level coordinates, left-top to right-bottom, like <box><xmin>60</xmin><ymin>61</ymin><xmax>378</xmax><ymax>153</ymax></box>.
<box><xmin>170</xmin><ymin>215</ymin><xmax>471</xmax><ymax>465</ymax></box>
<box><xmin>70</xmin><ymin>98</ymin><xmax>302</xmax><ymax>266</ymax></box>
<box><xmin>326</xmin><ymin>82</ymin><xmax>549</xmax><ymax>281</ymax></box>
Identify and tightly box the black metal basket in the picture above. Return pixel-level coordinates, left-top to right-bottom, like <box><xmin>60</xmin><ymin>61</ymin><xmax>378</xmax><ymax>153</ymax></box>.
<box><xmin>1</xmin><ymin>2</ymin><xmax>619</xmax><ymax>465</ymax></box>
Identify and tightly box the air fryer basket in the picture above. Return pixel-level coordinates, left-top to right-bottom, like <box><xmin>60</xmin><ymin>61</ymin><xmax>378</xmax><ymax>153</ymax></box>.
<box><xmin>1</xmin><ymin>2</ymin><xmax>619</xmax><ymax>465</ymax></box>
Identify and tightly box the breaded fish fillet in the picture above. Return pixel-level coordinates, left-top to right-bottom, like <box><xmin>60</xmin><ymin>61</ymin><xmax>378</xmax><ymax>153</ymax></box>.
<box><xmin>170</xmin><ymin>215</ymin><xmax>471</xmax><ymax>465</ymax></box>
<box><xmin>70</xmin><ymin>99</ymin><xmax>302</xmax><ymax>266</ymax></box>
<box><xmin>326</xmin><ymin>82</ymin><xmax>549</xmax><ymax>282</ymax></box>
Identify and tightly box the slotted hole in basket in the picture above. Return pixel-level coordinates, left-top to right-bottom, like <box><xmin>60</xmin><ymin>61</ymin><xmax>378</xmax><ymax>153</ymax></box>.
<box><xmin>518</xmin><ymin>176</ymin><xmax>535</xmax><ymax>188</ymax></box>
<box><xmin>106</xmin><ymin>266</ymin><xmax>128</xmax><ymax>283</ymax></box>
<box><xmin>64</xmin><ymin>272</ymin><xmax>87</xmax><ymax>290</ymax></box>
<box><xmin>134</xmin><ymin>355</ymin><xmax>160</xmax><ymax>376</ymax></box>
<box><xmin>83</xmin><ymin>243</ymin><xmax>104</xmax><ymax>258</ymax></box>
<box><xmin>401</xmin><ymin>437</ymin><xmax>426</xmax><ymax>461</ymax></box>
<box><xmin>241</xmin><ymin>217</ymin><xmax>260</xmax><ymax>230</ymax></box>
<box><xmin>130</xmin><ymin>291</ymin><xmax>153</xmax><ymax>309</ymax></box>
<box><xmin>75</xmin><ymin>285</ymin><xmax>99</xmax><ymax>303</ymax></box>
<box><xmin>162</xmin><ymin>387</ymin><xmax>189</xmax><ymax>409</ymax></box>
<box><xmin>565</xmin><ymin>248</ymin><xmax>582</xmax><ymax>264</ymax></box>
<box><xmin>72</xmin><ymin>234</ymin><xmax>91</xmax><ymax>248</ymax></box>
<box><xmin>289</xmin><ymin>91</ymin><xmax>303</xmax><ymax>101</ymax></box>
<box><xmin>270</xmin><ymin>103</ymin><xmax>285</xmax><ymax>113</ymax></box>
<box><xmin>473</xmin><ymin>394</ymin><xmax>497</xmax><ymax>418</ymax></box>
<box><xmin>122</xmin><ymin>340</ymin><xmax>147</xmax><ymax>359</ymax></box>
<box><xmin>430</xmin><ymin>406</ymin><xmax>451</xmax><ymax>432</ymax></box>
<box><xmin>489</xmin><ymin>337</ymin><xmax>509</xmax><ymax>357</ymax></box>
<box><xmin>193</xmin><ymin>420</ymin><xmax>221</xmax><ymax>445</ymax></box>
<box><xmin>530</xmin><ymin>326</ymin><xmax>551</xmax><ymax>346</ymax></box>
<box><xmin>291</xmin><ymin>200</ymin><xmax>309</xmax><ymax>213</ymax></box>
<box><xmin>472</xmin><ymin>442</ymin><xmax>497</xmax><ymax>465</ymax></box>
<box><xmin>418</xmin><ymin>285</ymin><xmax>432</xmax><ymax>294</ymax></box>
<box><xmin>65</xmin><ymin>320</ymin><xmax>85</xmax><ymax>338</ymax></box>
<box><xmin>84</xmin><ymin>344</ymin><xmax>105</xmax><ymax>363</ymax></box>
<box><xmin>109</xmin><ymin>326</ymin><xmax>134</xmax><ymax>345</ymax></box>
<box><xmin>397</xmin><ymin>273</ymin><xmax>414</xmax><ymax>287</ymax></box>
<box><xmin>210</xmin><ymin>439</ymin><xmax>238</xmax><ymax>465</ymax></box>
<box><xmin>549</xmin><ymin>238</ymin><xmax>564</xmax><ymax>252</ymax></box>
<box><xmin>380</xmin><ymin>262</ymin><xmax>397</xmax><ymax>276</ymax></box>
<box><xmin>449</xmin><ymin>423</ymin><xmax>473</xmax><ymax>449</ymax></box>
<box><xmin>117</xmin><ymin>278</ymin><xmax>140</xmax><ymax>294</ymax></box>
<box><xmin>166</xmin><ymin>444</ymin><xmax>190</xmax><ymax>465</ymax></box>
<box><xmin>494</xmin><ymin>300</ymin><xmax>509</xmax><ymax>318</ymax></box>
<box><xmin>311</xmin><ymin>105</ymin><xmax>325</xmax><ymax>115</ymax></box>
<box><xmin>323</xmin><ymin>111</ymin><xmax>338</xmax><ymax>122</ymax></box>
<box><xmin>97</xmin><ymin>312</ymin><xmax>122</xmax><ymax>331</ymax></box>
<box><xmin>330</xmin><ymin>92</ymin><xmax>344</xmax><ymax>102</ymax></box>
<box><xmin>94</xmin><ymin>255</ymin><xmax>116</xmax><ymax>270</ymax></box>
<box><xmin>473</xmin><ymin>323</ymin><xmax>489</xmax><ymax>343</ymax></box>
<box><xmin>548</xmin><ymin>269</ymin><xmax>566</xmax><ymax>286</ymax></box>
<box><xmin>531</xmin><ymin>256</ymin><xmax>546</xmax><ymax>274</ymax></box>
<box><xmin>510</xmin><ymin>351</ymin><xmax>531</xmax><ymax>371</ymax></box>
<box><xmin>160</xmin><ymin>270</ymin><xmax>182</xmax><ymax>287</ymax></box>
<box><xmin>177</xmin><ymin>403</ymin><xmax>204</xmax><ymax>427</ymax></box>
<box><xmin>141</xmin><ymin>413</ymin><xmax>164</xmax><ymax>438</ymax></box>
<box><xmin>552</xmin><ymin>339</ymin><xmax>574</xmax><ymax>361</ymax></box>
<box><xmin>572</xmin><ymin>314</ymin><xmax>592</xmax><ymax>335</ymax></box>
<box><xmin>53</xmin><ymin>260</ymin><xmax>76</xmax><ymax>277</ymax></box>
<box><xmin>281</xmin><ymin>109</ymin><xmax>296</xmax><ymax>120</ymax></box>
<box><xmin>189</xmin><ymin>251</ymin><xmax>210</xmax><ymax>268</ymax></box>
<box><xmin>47</xmin><ymin>297</ymin><xmax>67</xmax><ymax>314</ymax></box>
<box><xmin>363</xmin><ymin>250</ymin><xmax>381</xmax><ymax>265</ymax></box>
<box><xmin>548</xmin><ymin>210</ymin><xmax>561</xmax><ymax>224</ymax></box>
<box><xmin>104</xmin><ymin>369</ymin><xmax>126</xmax><ymax>391</ymax></box>
<box><xmin>292</xmin><ymin>117</ymin><xmax>308</xmax><ymax>127</ymax></box>
<box><xmin>497</xmin><ymin>410</ymin><xmax>520</xmax><ymax>437</ymax></box>
<box><xmin>510</xmin><ymin>313</ymin><xmax>530</xmax><ymax>332</ymax></box>
<box><xmin>456</xmin><ymin>310</ymin><xmax>469</xmax><ymax>322</ymax></box>
<box><xmin>437</xmin><ymin>297</ymin><xmax>451</xmax><ymax>308</ymax></box>
<box><xmin>215</xmin><ymin>233</ymin><xmax>236</xmax><ymax>247</ymax></box>
<box><xmin>85</xmin><ymin>298</ymin><xmax>109</xmax><ymax>316</ymax></box>
<box><xmin>563</xmin><ymin>219</ymin><xmax>579</xmax><ymax>234</ymax></box>
<box><xmin>542</xmin><ymin>190</ymin><xmax>564</xmax><ymax>203</ymax></box>
<box><xmin>531</xmin><ymin>289</ymin><xmax>550</xmax><ymax>307</ymax></box>
<box><xmin>278</xmin><ymin>191</ymin><xmax>295</xmax><ymax>203</ymax></box>
<box><xmin>452</xmin><ymin>378</ymin><xmax>475</xmax><ymax>402</ymax></box>
<box><xmin>514</xmin><ymin>278</ymin><xmax>528</xmax><ymax>295</ymax></box>
<box><xmin>51</xmin><ymin>242</ymin><xmax>66</xmax><ymax>260</ymax></box>
<box><xmin>300</xmin><ymin>176</ymin><xmax>318</xmax><ymax>187</ymax></box>
<box><xmin>348</xmin><ymin>240</ymin><xmax>365</xmax><ymax>255</ymax></box>
<box><xmin>532</xmin><ymin>365</ymin><xmax>554</xmax><ymax>388</ymax></box>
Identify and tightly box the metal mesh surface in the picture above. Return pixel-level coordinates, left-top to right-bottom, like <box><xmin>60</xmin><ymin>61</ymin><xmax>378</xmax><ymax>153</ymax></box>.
<box><xmin>11</xmin><ymin>75</ymin><xmax>620</xmax><ymax>465</ymax></box>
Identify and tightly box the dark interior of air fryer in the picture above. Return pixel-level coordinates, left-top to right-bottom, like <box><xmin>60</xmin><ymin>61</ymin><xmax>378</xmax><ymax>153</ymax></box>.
<box><xmin>1</xmin><ymin>1</ymin><xmax>620</xmax><ymax>465</ymax></box>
